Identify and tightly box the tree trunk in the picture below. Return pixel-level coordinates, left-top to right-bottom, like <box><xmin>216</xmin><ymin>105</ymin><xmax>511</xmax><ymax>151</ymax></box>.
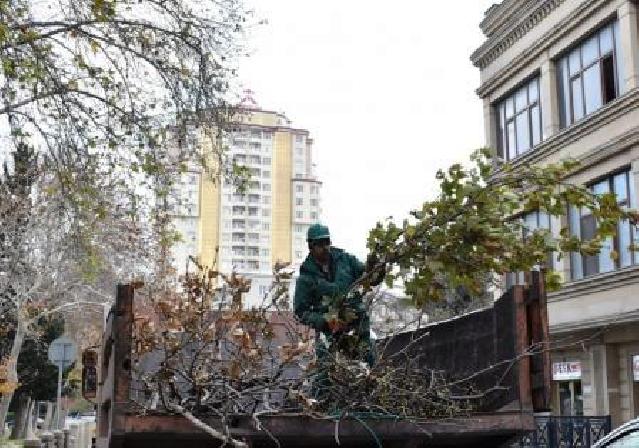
<box><xmin>10</xmin><ymin>394</ymin><xmax>30</xmax><ymax>439</ymax></box>
<box><xmin>0</xmin><ymin>321</ymin><xmax>26</xmax><ymax>432</ymax></box>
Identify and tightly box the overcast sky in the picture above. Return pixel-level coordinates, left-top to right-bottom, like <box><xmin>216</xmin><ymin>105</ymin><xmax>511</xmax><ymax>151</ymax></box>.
<box><xmin>240</xmin><ymin>1</ymin><xmax>496</xmax><ymax>259</ymax></box>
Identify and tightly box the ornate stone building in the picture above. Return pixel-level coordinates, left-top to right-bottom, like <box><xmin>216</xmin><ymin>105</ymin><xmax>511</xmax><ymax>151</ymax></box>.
<box><xmin>473</xmin><ymin>0</ymin><xmax>639</xmax><ymax>427</ymax></box>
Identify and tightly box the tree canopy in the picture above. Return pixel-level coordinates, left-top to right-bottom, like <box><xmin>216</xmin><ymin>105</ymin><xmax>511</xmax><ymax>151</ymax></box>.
<box><xmin>366</xmin><ymin>150</ymin><xmax>637</xmax><ymax>306</ymax></box>
<box><xmin>0</xmin><ymin>0</ymin><xmax>252</xmax><ymax>430</ymax></box>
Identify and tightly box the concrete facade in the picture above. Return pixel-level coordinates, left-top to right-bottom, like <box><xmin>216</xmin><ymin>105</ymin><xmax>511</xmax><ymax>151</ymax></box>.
<box><xmin>170</xmin><ymin>101</ymin><xmax>322</xmax><ymax>309</ymax></box>
<box><xmin>474</xmin><ymin>0</ymin><xmax>639</xmax><ymax>427</ymax></box>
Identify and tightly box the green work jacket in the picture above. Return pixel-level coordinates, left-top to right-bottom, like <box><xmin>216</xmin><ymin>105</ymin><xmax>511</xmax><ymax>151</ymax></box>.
<box><xmin>293</xmin><ymin>247</ymin><xmax>365</xmax><ymax>333</ymax></box>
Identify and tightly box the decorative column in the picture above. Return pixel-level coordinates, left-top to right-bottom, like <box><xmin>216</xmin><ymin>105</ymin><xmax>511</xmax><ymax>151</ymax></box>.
<box><xmin>483</xmin><ymin>98</ymin><xmax>499</xmax><ymax>153</ymax></box>
<box><xmin>540</xmin><ymin>55</ymin><xmax>560</xmax><ymax>139</ymax></box>
<box><xmin>618</xmin><ymin>1</ymin><xmax>639</xmax><ymax>92</ymax></box>
<box><xmin>589</xmin><ymin>343</ymin><xmax>622</xmax><ymax>426</ymax></box>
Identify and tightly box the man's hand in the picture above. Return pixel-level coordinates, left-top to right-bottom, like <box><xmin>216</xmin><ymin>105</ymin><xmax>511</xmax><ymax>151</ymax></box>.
<box><xmin>327</xmin><ymin>318</ymin><xmax>347</xmax><ymax>334</ymax></box>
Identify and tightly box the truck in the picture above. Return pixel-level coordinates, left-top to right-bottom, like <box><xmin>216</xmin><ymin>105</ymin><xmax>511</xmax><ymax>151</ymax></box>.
<box><xmin>87</xmin><ymin>271</ymin><xmax>551</xmax><ymax>448</ymax></box>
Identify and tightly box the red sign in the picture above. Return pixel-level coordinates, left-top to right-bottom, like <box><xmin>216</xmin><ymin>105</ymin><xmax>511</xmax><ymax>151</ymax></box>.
<box><xmin>553</xmin><ymin>361</ymin><xmax>582</xmax><ymax>381</ymax></box>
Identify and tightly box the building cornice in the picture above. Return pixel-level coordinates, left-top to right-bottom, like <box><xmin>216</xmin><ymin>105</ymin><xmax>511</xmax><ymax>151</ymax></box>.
<box><xmin>549</xmin><ymin>264</ymin><xmax>639</xmax><ymax>302</ymax></box>
<box><xmin>550</xmin><ymin>308</ymin><xmax>639</xmax><ymax>334</ymax></box>
<box><xmin>480</xmin><ymin>0</ymin><xmax>532</xmax><ymax>38</ymax></box>
<box><xmin>476</xmin><ymin>0</ymin><xmax>611</xmax><ymax>98</ymax></box>
<box><xmin>500</xmin><ymin>88</ymin><xmax>639</xmax><ymax>170</ymax></box>
<box><xmin>472</xmin><ymin>0</ymin><xmax>566</xmax><ymax>70</ymax></box>
<box><xmin>549</xmin><ymin>264</ymin><xmax>639</xmax><ymax>338</ymax></box>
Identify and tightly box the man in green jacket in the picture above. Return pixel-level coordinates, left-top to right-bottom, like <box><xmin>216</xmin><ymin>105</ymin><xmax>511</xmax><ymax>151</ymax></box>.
<box><xmin>294</xmin><ymin>224</ymin><xmax>379</xmax><ymax>370</ymax></box>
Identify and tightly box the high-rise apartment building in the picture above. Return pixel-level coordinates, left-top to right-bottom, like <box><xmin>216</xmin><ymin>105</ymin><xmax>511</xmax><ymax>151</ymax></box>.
<box><xmin>171</xmin><ymin>100</ymin><xmax>322</xmax><ymax>308</ymax></box>
<box><xmin>473</xmin><ymin>0</ymin><xmax>639</xmax><ymax>427</ymax></box>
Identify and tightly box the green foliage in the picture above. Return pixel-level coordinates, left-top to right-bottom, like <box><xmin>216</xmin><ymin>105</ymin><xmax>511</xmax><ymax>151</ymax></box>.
<box><xmin>367</xmin><ymin>149</ymin><xmax>638</xmax><ymax>306</ymax></box>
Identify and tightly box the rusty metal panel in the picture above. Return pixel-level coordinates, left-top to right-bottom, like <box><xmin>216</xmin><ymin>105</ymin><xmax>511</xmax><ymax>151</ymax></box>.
<box><xmin>111</xmin><ymin>284</ymin><xmax>134</xmax><ymax>443</ymax></box>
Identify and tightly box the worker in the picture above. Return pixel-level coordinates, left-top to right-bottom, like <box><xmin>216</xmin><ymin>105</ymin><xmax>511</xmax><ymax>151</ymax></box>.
<box><xmin>294</xmin><ymin>223</ymin><xmax>383</xmax><ymax>377</ymax></box>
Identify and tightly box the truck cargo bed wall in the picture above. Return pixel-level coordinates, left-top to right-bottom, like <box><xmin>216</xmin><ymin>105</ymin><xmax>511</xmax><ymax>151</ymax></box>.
<box><xmin>379</xmin><ymin>271</ymin><xmax>551</xmax><ymax>413</ymax></box>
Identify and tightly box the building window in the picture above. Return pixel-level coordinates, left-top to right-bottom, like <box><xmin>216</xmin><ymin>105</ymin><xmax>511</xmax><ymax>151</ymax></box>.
<box><xmin>295</xmin><ymin>134</ymin><xmax>304</xmax><ymax>143</ymax></box>
<box><xmin>311</xmin><ymin>185</ymin><xmax>319</xmax><ymax>195</ymax></box>
<box><xmin>232</xmin><ymin>219</ymin><xmax>246</xmax><ymax>230</ymax></box>
<box><xmin>296</xmin><ymin>185</ymin><xmax>303</xmax><ymax>193</ymax></box>
<box><xmin>505</xmin><ymin>210</ymin><xmax>553</xmax><ymax>288</ymax></box>
<box><xmin>558</xmin><ymin>22</ymin><xmax>622</xmax><ymax>127</ymax></box>
<box><xmin>310</xmin><ymin>212</ymin><xmax>318</xmax><ymax>220</ymax></box>
<box><xmin>296</xmin><ymin>197</ymin><xmax>303</xmax><ymax>206</ymax></box>
<box><xmin>262</xmin><ymin>196</ymin><xmax>271</xmax><ymax>204</ymax></box>
<box><xmin>310</xmin><ymin>199</ymin><xmax>318</xmax><ymax>207</ymax></box>
<box><xmin>262</xmin><ymin>208</ymin><xmax>271</xmax><ymax>217</ymax></box>
<box><xmin>296</xmin><ymin>211</ymin><xmax>303</xmax><ymax>219</ymax></box>
<box><xmin>262</xmin><ymin>170</ymin><xmax>271</xmax><ymax>179</ymax></box>
<box><xmin>262</xmin><ymin>183</ymin><xmax>271</xmax><ymax>192</ymax></box>
<box><xmin>296</xmin><ymin>147</ymin><xmax>304</xmax><ymax>156</ymax></box>
<box><xmin>232</xmin><ymin>138</ymin><xmax>246</xmax><ymax>148</ymax></box>
<box><xmin>570</xmin><ymin>170</ymin><xmax>635</xmax><ymax>280</ymax></box>
<box><xmin>262</xmin><ymin>223</ymin><xmax>270</xmax><ymax>231</ymax></box>
<box><xmin>496</xmin><ymin>77</ymin><xmax>542</xmax><ymax>161</ymax></box>
<box><xmin>295</xmin><ymin>251</ymin><xmax>303</xmax><ymax>259</ymax></box>
<box><xmin>295</xmin><ymin>224</ymin><xmax>304</xmax><ymax>233</ymax></box>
